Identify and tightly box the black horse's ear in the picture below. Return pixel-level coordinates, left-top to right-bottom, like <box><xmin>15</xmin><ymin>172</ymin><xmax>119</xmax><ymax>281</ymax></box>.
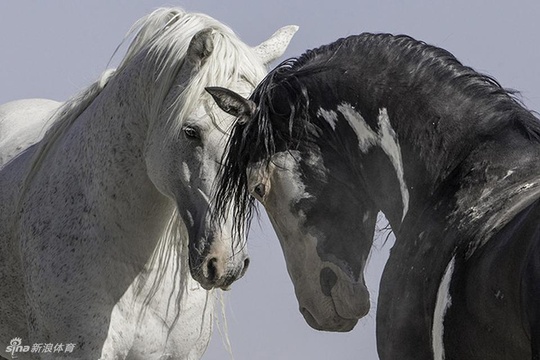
<box><xmin>205</xmin><ymin>87</ymin><xmax>256</xmax><ymax>124</ymax></box>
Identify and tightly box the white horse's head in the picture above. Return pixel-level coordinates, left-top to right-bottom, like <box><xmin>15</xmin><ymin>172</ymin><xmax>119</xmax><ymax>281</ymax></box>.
<box><xmin>120</xmin><ymin>9</ymin><xmax>297</xmax><ymax>289</ymax></box>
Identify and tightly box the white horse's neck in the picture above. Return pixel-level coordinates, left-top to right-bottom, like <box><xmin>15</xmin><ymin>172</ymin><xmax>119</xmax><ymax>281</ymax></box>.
<box><xmin>80</xmin><ymin>69</ymin><xmax>220</xmax><ymax>358</ymax></box>
<box><xmin>51</xmin><ymin>67</ymin><xmax>180</xmax><ymax>277</ymax></box>
<box><xmin>56</xmin><ymin>66</ymin><xmax>214</xmax><ymax>356</ymax></box>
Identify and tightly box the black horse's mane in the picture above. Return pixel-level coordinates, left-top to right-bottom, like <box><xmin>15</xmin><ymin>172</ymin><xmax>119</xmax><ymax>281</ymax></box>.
<box><xmin>214</xmin><ymin>32</ymin><xmax>540</xmax><ymax>240</ymax></box>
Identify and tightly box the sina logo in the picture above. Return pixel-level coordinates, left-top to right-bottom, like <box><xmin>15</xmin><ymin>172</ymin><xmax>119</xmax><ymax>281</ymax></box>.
<box><xmin>5</xmin><ymin>338</ymin><xmax>30</xmax><ymax>358</ymax></box>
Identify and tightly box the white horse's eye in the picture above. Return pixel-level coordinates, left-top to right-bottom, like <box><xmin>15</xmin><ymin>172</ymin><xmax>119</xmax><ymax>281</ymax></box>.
<box><xmin>183</xmin><ymin>126</ymin><xmax>200</xmax><ymax>140</ymax></box>
<box><xmin>253</xmin><ymin>183</ymin><xmax>266</xmax><ymax>199</ymax></box>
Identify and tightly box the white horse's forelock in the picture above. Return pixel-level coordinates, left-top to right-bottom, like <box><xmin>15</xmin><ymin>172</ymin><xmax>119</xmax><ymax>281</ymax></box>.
<box><xmin>116</xmin><ymin>7</ymin><xmax>267</xmax><ymax>134</ymax></box>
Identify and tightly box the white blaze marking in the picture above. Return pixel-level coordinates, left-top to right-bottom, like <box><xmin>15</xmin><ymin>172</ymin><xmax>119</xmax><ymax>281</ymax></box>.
<box><xmin>337</xmin><ymin>103</ymin><xmax>409</xmax><ymax>221</ymax></box>
<box><xmin>432</xmin><ymin>256</ymin><xmax>456</xmax><ymax>360</ymax></box>
<box><xmin>248</xmin><ymin>150</ymin><xmax>314</xmax><ymax>206</ymax></box>
<box><xmin>377</xmin><ymin>108</ymin><xmax>409</xmax><ymax>220</ymax></box>
<box><xmin>362</xmin><ymin>212</ymin><xmax>371</xmax><ymax>223</ymax></box>
<box><xmin>502</xmin><ymin>169</ymin><xmax>514</xmax><ymax>180</ymax></box>
<box><xmin>317</xmin><ymin>108</ymin><xmax>339</xmax><ymax>130</ymax></box>
<box><xmin>337</xmin><ymin>104</ymin><xmax>378</xmax><ymax>151</ymax></box>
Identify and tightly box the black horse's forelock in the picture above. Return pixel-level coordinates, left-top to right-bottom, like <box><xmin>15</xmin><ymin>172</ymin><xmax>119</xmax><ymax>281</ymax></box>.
<box><xmin>212</xmin><ymin>58</ymin><xmax>314</xmax><ymax>240</ymax></box>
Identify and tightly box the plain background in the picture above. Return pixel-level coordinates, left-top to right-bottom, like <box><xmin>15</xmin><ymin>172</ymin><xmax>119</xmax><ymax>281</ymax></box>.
<box><xmin>1</xmin><ymin>2</ymin><xmax>539</xmax><ymax>359</ymax></box>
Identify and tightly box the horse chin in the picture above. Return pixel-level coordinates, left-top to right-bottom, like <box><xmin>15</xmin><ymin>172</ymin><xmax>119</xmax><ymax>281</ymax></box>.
<box><xmin>297</xmin><ymin>279</ymin><xmax>369</xmax><ymax>332</ymax></box>
<box><xmin>331</xmin><ymin>280</ymin><xmax>371</xmax><ymax>320</ymax></box>
<box><xmin>300</xmin><ymin>306</ymin><xmax>358</xmax><ymax>332</ymax></box>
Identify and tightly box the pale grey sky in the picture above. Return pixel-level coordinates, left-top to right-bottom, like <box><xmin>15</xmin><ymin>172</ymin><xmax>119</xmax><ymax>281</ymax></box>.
<box><xmin>1</xmin><ymin>1</ymin><xmax>539</xmax><ymax>359</ymax></box>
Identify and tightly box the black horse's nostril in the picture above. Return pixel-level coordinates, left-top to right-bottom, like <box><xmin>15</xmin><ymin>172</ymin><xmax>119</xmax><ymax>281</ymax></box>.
<box><xmin>240</xmin><ymin>257</ymin><xmax>250</xmax><ymax>277</ymax></box>
<box><xmin>206</xmin><ymin>257</ymin><xmax>218</xmax><ymax>281</ymax></box>
<box><xmin>320</xmin><ymin>267</ymin><xmax>338</xmax><ymax>296</ymax></box>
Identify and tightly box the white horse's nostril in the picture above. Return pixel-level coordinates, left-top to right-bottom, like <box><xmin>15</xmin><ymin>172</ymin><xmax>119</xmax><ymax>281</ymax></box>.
<box><xmin>205</xmin><ymin>257</ymin><xmax>218</xmax><ymax>282</ymax></box>
<box><xmin>240</xmin><ymin>257</ymin><xmax>250</xmax><ymax>277</ymax></box>
<box><xmin>202</xmin><ymin>256</ymin><xmax>250</xmax><ymax>288</ymax></box>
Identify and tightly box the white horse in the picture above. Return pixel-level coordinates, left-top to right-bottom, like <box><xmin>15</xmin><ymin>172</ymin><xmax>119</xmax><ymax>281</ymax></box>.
<box><xmin>0</xmin><ymin>8</ymin><xmax>297</xmax><ymax>360</ymax></box>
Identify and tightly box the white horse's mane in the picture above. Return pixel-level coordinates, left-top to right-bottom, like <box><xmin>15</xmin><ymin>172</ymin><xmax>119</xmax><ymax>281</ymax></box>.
<box><xmin>21</xmin><ymin>6</ymin><xmax>268</xmax><ymax>219</ymax></box>
<box><xmin>118</xmin><ymin>7</ymin><xmax>267</xmax><ymax>132</ymax></box>
<box><xmin>20</xmin><ymin>8</ymin><xmax>267</xmax><ymax>209</ymax></box>
<box><xmin>36</xmin><ymin>7</ymin><xmax>266</xmax><ymax>159</ymax></box>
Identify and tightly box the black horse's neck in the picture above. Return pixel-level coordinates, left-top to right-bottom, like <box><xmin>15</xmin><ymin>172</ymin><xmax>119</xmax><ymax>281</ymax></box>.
<box><xmin>297</xmin><ymin>33</ymin><xmax>540</xmax><ymax>249</ymax></box>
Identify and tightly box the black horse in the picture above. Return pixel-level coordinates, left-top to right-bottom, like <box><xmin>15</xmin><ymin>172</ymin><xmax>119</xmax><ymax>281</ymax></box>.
<box><xmin>207</xmin><ymin>33</ymin><xmax>540</xmax><ymax>359</ymax></box>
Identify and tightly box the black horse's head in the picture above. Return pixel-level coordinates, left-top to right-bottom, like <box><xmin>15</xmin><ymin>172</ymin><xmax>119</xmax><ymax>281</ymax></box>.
<box><xmin>207</xmin><ymin>72</ymin><xmax>377</xmax><ymax>331</ymax></box>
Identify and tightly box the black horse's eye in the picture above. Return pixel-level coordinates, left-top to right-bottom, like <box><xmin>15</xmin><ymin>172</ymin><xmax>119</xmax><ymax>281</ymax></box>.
<box><xmin>253</xmin><ymin>183</ymin><xmax>266</xmax><ymax>199</ymax></box>
<box><xmin>183</xmin><ymin>126</ymin><xmax>200</xmax><ymax>140</ymax></box>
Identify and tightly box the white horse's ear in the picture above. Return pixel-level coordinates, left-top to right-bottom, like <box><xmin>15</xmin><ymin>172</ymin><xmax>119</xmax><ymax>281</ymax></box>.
<box><xmin>185</xmin><ymin>28</ymin><xmax>214</xmax><ymax>72</ymax></box>
<box><xmin>254</xmin><ymin>25</ymin><xmax>299</xmax><ymax>65</ymax></box>
<box><xmin>206</xmin><ymin>87</ymin><xmax>256</xmax><ymax>124</ymax></box>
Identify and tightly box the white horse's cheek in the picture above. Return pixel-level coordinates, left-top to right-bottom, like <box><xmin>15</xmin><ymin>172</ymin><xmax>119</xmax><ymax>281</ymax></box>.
<box><xmin>182</xmin><ymin>161</ymin><xmax>192</xmax><ymax>184</ymax></box>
